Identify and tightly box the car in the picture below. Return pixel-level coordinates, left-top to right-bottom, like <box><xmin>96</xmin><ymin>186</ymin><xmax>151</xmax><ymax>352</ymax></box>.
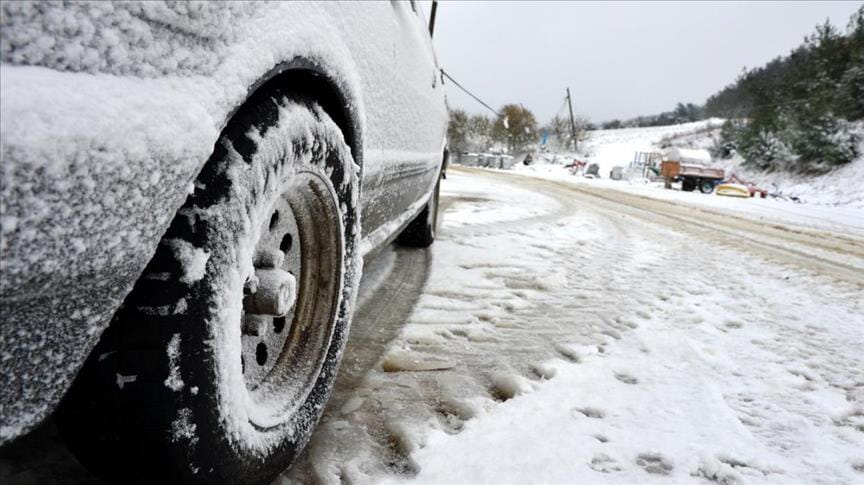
<box><xmin>0</xmin><ymin>2</ymin><xmax>447</xmax><ymax>483</ymax></box>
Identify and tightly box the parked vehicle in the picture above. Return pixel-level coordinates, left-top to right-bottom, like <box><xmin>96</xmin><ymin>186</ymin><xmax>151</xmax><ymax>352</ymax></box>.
<box><xmin>660</xmin><ymin>160</ymin><xmax>725</xmax><ymax>193</ymax></box>
<box><xmin>0</xmin><ymin>2</ymin><xmax>447</xmax><ymax>483</ymax></box>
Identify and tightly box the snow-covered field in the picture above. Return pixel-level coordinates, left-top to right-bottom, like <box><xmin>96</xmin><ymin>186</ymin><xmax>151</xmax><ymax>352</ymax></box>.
<box><xmin>285</xmin><ymin>167</ymin><xmax>864</xmax><ymax>484</ymax></box>
<box><xmin>519</xmin><ymin>120</ymin><xmax>864</xmax><ymax>211</ymax></box>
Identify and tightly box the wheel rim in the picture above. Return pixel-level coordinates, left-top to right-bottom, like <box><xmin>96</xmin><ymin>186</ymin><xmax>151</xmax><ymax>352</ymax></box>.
<box><xmin>240</xmin><ymin>172</ymin><xmax>343</xmax><ymax>422</ymax></box>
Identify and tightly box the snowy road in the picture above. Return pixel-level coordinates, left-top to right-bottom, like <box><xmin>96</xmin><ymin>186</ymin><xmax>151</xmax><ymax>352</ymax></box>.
<box><xmin>286</xmin><ymin>166</ymin><xmax>864</xmax><ymax>484</ymax></box>
<box><xmin>2</xmin><ymin>167</ymin><xmax>862</xmax><ymax>484</ymax></box>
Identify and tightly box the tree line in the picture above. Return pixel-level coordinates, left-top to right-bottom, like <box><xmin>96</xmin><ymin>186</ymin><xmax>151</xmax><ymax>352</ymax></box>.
<box><xmin>447</xmin><ymin>104</ymin><xmax>593</xmax><ymax>154</ymax></box>
<box><xmin>599</xmin><ymin>102</ymin><xmax>704</xmax><ymax>130</ymax></box>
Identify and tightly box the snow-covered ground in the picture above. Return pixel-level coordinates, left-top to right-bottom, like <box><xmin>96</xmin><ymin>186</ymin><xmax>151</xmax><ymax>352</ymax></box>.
<box><xmin>286</xmin><ymin>168</ymin><xmax>864</xmax><ymax>484</ymax></box>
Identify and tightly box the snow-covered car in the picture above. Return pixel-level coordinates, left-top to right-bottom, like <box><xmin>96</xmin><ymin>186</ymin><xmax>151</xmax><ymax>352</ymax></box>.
<box><xmin>0</xmin><ymin>2</ymin><xmax>447</xmax><ymax>483</ymax></box>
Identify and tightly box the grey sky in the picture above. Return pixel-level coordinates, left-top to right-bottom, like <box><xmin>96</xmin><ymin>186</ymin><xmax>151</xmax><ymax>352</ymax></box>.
<box><xmin>428</xmin><ymin>1</ymin><xmax>862</xmax><ymax>123</ymax></box>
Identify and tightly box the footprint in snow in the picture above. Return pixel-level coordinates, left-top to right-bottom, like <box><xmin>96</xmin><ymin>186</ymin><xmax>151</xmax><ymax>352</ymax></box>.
<box><xmin>635</xmin><ymin>309</ymin><xmax>652</xmax><ymax>320</ymax></box>
<box><xmin>554</xmin><ymin>344</ymin><xmax>582</xmax><ymax>363</ymax></box>
<box><xmin>589</xmin><ymin>453</ymin><xmax>622</xmax><ymax>473</ymax></box>
<box><xmin>614</xmin><ymin>372</ymin><xmax>639</xmax><ymax>385</ymax></box>
<box><xmin>635</xmin><ymin>452</ymin><xmax>674</xmax><ymax>475</ymax></box>
<box><xmin>571</xmin><ymin>407</ymin><xmax>605</xmax><ymax>419</ymax></box>
<box><xmin>435</xmin><ymin>404</ymin><xmax>466</xmax><ymax>435</ymax></box>
<box><xmin>489</xmin><ymin>373</ymin><xmax>535</xmax><ymax>402</ymax></box>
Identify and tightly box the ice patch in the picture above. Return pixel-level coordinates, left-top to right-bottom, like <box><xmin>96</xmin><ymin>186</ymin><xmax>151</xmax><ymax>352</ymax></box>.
<box><xmin>381</xmin><ymin>350</ymin><xmax>455</xmax><ymax>372</ymax></box>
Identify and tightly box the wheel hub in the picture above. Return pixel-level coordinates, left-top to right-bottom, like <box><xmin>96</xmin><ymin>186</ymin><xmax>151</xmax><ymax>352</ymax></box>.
<box><xmin>237</xmin><ymin>173</ymin><xmax>343</xmax><ymax>407</ymax></box>
<box><xmin>241</xmin><ymin>192</ymin><xmax>303</xmax><ymax>390</ymax></box>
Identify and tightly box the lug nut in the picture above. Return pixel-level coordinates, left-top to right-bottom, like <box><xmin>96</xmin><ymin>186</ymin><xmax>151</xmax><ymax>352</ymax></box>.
<box><xmin>243</xmin><ymin>268</ymin><xmax>296</xmax><ymax>316</ymax></box>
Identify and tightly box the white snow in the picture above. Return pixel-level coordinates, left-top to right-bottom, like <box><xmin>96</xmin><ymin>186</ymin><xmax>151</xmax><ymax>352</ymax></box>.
<box><xmin>170</xmin><ymin>408</ymin><xmax>198</xmax><ymax>444</ymax></box>
<box><xmin>165</xmin><ymin>239</ymin><xmax>209</xmax><ymax>284</ymax></box>
<box><xmin>164</xmin><ymin>333</ymin><xmax>184</xmax><ymax>392</ymax></box>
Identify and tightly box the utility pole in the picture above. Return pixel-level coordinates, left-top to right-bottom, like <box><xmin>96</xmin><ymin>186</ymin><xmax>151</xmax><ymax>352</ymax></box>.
<box><xmin>566</xmin><ymin>87</ymin><xmax>578</xmax><ymax>153</ymax></box>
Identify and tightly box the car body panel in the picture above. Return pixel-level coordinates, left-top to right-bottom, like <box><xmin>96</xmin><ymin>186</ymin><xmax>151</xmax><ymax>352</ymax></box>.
<box><xmin>0</xmin><ymin>1</ymin><xmax>447</xmax><ymax>443</ymax></box>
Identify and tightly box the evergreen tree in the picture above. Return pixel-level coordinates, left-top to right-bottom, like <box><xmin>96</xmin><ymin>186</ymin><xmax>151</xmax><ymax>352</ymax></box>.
<box><xmin>708</xmin><ymin>7</ymin><xmax>863</xmax><ymax>174</ymax></box>
<box><xmin>447</xmin><ymin>108</ymin><xmax>469</xmax><ymax>153</ymax></box>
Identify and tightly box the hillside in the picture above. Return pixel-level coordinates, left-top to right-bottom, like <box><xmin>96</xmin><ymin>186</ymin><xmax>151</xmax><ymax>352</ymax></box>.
<box><xmin>515</xmin><ymin>121</ymin><xmax>864</xmax><ymax>209</ymax></box>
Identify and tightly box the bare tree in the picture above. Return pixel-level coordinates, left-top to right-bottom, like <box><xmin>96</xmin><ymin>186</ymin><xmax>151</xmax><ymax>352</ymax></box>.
<box><xmin>493</xmin><ymin>104</ymin><xmax>538</xmax><ymax>153</ymax></box>
<box><xmin>543</xmin><ymin>115</ymin><xmax>592</xmax><ymax>152</ymax></box>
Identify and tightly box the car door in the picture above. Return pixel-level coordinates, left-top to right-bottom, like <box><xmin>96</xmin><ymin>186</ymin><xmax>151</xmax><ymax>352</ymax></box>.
<box><xmin>350</xmin><ymin>1</ymin><xmax>447</xmax><ymax>249</ymax></box>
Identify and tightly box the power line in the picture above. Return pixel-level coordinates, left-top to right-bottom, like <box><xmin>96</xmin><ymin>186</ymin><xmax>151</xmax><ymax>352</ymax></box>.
<box><xmin>440</xmin><ymin>68</ymin><xmax>502</xmax><ymax>118</ymax></box>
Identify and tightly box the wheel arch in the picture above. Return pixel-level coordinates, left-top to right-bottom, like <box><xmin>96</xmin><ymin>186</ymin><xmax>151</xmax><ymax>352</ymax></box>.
<box><xmin>227</xmin><ymin>57</ymin><xmax>364</xmax><ymax>173</ymax></box>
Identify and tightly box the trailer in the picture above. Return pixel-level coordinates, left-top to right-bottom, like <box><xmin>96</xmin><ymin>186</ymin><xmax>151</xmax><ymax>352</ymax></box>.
<box><xmin>660</xmin><ymin>160</ymin><xmax>725</xmax><ymax>193</ymax></box>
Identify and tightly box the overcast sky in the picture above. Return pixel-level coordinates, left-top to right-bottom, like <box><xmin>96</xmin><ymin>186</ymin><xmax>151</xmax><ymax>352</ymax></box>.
<box><xmin>427</xmin><ymin>1</ymin><xmax>862</xmax><ymax>124</ymax></box>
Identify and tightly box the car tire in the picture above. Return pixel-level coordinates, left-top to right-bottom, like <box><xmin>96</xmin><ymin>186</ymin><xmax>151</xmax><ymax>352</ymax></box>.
<box><xmin>396</xmin><ymin>176</ymin><xmax>441</xmax><ymax>248</ymax></box>
<box><xmin>56</xmin><ymin>95</ymin><xmax>360</xmax><ymax>484</ymax></box>
<box><xmin>699</xmin><ymin>179</ymin><xmax>714</xmax><ymax>194</ymax></box>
